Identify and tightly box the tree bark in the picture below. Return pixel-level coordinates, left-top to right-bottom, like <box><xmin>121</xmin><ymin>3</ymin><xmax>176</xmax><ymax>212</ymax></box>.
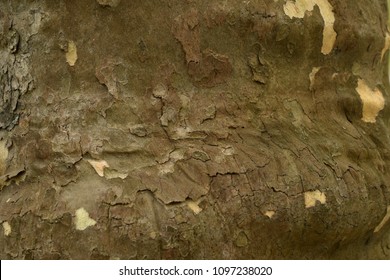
<box><xmin>1</xmin><ymin>0</ymin><xmax>390</xmax><ymax>259</ymax></box>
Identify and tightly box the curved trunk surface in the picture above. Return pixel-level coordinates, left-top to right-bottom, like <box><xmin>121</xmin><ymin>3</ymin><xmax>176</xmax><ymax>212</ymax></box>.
<box><xmin>1</xmin><ymin>0</ymin><xmax>390</xmax><ymax>259</ymax></box>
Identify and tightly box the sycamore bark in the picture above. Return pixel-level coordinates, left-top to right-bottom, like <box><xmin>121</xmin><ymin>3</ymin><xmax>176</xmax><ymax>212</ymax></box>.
<box><xmin>1</xmin><ymin>0</ymin><xmax>390</xmax><ymax>259</ymax></box>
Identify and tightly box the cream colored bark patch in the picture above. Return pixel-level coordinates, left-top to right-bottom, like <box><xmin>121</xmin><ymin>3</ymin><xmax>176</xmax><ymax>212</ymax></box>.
<box><xmin>2</xmin><ymin>221</ymin><xmax>11</xmax><ymax>236</ymax></box>
<box><xmin>87</xmin><ymin>159</ymin><xmax>128</xmax><ymax>179</ymax></box>
<box><xmin>374</xmin><ymin>206</ymin><xmax>390</xmax><ymax>233</ymax></box>
<box><xmin>152</xmin><ymin>84</ymin><xmax>168</xmax><ymax>98</ymax></box>
<box><xmin>381</xmin><ymin>32</ymin><xmax>390</xmax><ymax>61</ymax></box>
<box><xmin>284</xmin><ymin>0</ymin><xmax>315</xmax><ymax>18</ymax></box>
<box><xmin>356</xmin><ymin>79</ymin><xmax>385</xmax><ymax>123</ymax></box>
<box><xmin>386</xmin><ymin>32</ymin><xmax>390</xmax><ymax>84</ymax></box>
<box><xmin>283</xmin><ymin>0</ymin><xmax>336</xmax><ymax>55</ymax></box>
<box><xmin>187</xmin><ymin>200</ymin><xmax>202</xmax><ymax>214</ymax></box>
<box><xmin>173</xmin><ymin>127</ymin><xmax>192</xmax><ymax>139</ymax></box>
<box><xmin>0</xmin><ymin>140</ymin><xmax>8</xmax><ymax>175</ymax></box>
<box><xmin>222</xmin><ymin>146</ymin><xmax>235</xmax><ymax>156</ymax></box>
<box><xmin>309</xmin><ymin>67</ymin><xmax>320</xmax><ymax>90</ymax></box>
<box><xmin>66</xmin><ymin>40</ymin><xmax>78</xmax><ymax>66</ymax></box>
<box><xmin>149</xmin><ymin>231</ymin><xmax>157</xmax><ymax>239</ymax></box>
<box><xmin>158</xmin><ymin>161</ymin><xmax>175</xmax><ymax>175</ymax></box>
<box><xmin>264</xmin><ymin>210</ymin><xmax>275</xmax><ymax>218</ymax></box>
<box><xmin>158</xmin><ymin>150</ymin><xmax>185</xmax><ymax>175</ymax></box>
<box><xmin>87</xmin><ymin>159</ymin><xmax>109</xmax><ymax>177</ymax></box>
<box><xmin>304</xmin><ymin>190</ymin><xmax>326</xmax><ymax>208</ymax></box>
<box><xmin>74</xmin><ymin>208</ymin><xmax>96</xmax><ymax>231</ymax></box>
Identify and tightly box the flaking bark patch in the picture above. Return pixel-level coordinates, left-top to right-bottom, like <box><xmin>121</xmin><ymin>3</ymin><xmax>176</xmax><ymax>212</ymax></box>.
<box><xmin>304</xmin><ymin>190</ymin><xmax>327</xmax><ymax>208</ymax></box>
<box><xmin>355</xmin><ymin>79</ymin><xmax>385</xmax><ymax>123</ymax></box>
<box><xmin>2</xmin><ymin>221</ymin><xmax>11</xmax><ymax>236</ymax></box>
<box><xmin>283</xmin><ymin>0</ymin><xmax>337</xmax><ymax>55</ymax></box>
<box><xmin>74</xmin><ymin>208</ymin><xmax>97</xmax><ymax>231</ymax></box>
<box><xmin>65</xmin><ymin>41</ymin><xmax>78</xmax><ymax>66</ymax></box>
<box><xmin>1</xmin><ymin>0</ymin><xmax>390</xmax><ymax>260</ymax></box>
<box><xmin>374</xmin><ymin>206</ymin><xmax>390</xmax><ymax>233</ymax></box>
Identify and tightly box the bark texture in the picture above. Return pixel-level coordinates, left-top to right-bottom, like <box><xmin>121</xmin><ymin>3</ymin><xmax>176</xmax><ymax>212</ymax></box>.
<box><xmin>1</xmin><ymin>0</ymin><xmax>390</xmax><ymax>259</ymax></box>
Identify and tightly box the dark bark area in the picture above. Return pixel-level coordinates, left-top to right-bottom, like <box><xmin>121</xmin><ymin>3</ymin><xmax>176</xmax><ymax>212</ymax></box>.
<box><xmin>1</xmin><ymin>0</ymin><xmax>390</xmax><ymax>259</ymax></box>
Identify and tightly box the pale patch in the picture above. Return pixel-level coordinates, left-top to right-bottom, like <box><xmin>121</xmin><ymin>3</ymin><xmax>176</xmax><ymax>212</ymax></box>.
<box><xmin>88</xmin><ymin>159</ymin><xmax>127</xmax><ymax>180</ymax></box>
<box><xmin>158</xmin><ymin>161</ymin><xmax>175</xmax><ymax>175</ymax></box>
<box><xmin>152</xmin><ymin>84</ymin><xmax>168</xmax><ymax>98</ymax></box>
<box><xmin>31</xmin><ymin>11</ymin><xmax>42</xmax><ymax>35</ymax></box>
<box><xmin>74</xmin><ymin>208</ymin><xmax>97</xmax><ymax>231</ymax></box>
<box><xmin>386</xmin><ymin>32</ymin><xmax>390</xmax><ymax>84</ymax></box>
<box><xmin>381</xmin><ymin>32</ymin><xmax>390</xmax><ymax>61</ymax></box>
<box><xmin>149</xmin><ymin>231</ymin><xmax>157</xmax><ymax>239</ymax></box>
<box><xmin>65</xmin><ymin>40</ymin><xmax>78</xmax><ymax>66</ymax></box>
<box><xmin>160</xmin><ymin>106</ymin><xmax>177</xmax><ymax>127</ymax></box>
<box><xmin>283</xmin><ymin>0</ymin><xmax>316</xmax><ymax>18</ymax></box>
<box><xmin>374</xmin><ymin>205</ymin><xmax>390</xmax><ymax>233</ymax></box>
<box><xmin>264</xmin><ymin>210</ymin><xmax>275</xmax><ymax>218</ymax></box>
<box><xmin>356</xmin><ymin>79</ymin><xmax>385</xmax><ymax>123</ymax></box>
<box><xmin>187</xmin><ymin>200</ymin><xmax>202</xmax><ymax>214</ymax></box>
<box><xmin>104</xmin><ymin>169</ymin><xmax>128</xmax><ymax>180</ymax></box>
<box><xmin>215</xmin><ymin>155</ymin><xmax>224</xmax><ymax>163</ymax></box>
<box><xmin>283</xmin><ymin>0</ymin><xmax>336</xmax><ymax>55</ymax></box>
<box><xmin>304</xmin><ymin>190</ymin><xmax>326</xmax><ymax>208</ymax></box>
<box><xmin>222</xmin><ymin>146</ymin><xmax>235</xmax><ymax>156</ymax></box>
<box><xmin>87</xmin><ymin>159</ymin><xmax>109</xmax><ymax>177</ymax></box>
<box><xmin>170</xmin><ymin>150</ymin><xmax>185</xmax><ymax>161</ymax></box>
<box><xmin>158</xmin><ymin>150</ymin><xmax>185</xmax><ymax>175</ymax></box>
<box><xmin>174</xmin><ymin>127</ymin><xmax>191</xmax><ymax>139</ymax></box>
<box><xmin>0</xmin><ymin>140</ymin><xmax>8</xmax><ymax>175</ymax></box>
<box><xmin>317</xmin><ymin>1</ymin><xmax>337</xmax><ymax>55</ymax></box>
<box><xmin>179</xmin><ymin>94</ymin><xmax>191</xmax><ymax>107</ymax></box>
<box><xmin>309</xmin><ymin>67</ymin><xmax>321</xmax><ymax>90</ymax></box>
<box><xmin>2</xmin><ymin>221</ymin><xmax>11</xmax><ymax>236</ymax></box>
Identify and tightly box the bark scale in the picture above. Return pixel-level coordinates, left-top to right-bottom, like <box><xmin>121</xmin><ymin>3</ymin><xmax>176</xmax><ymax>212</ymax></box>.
<box><xmin>1</xmin><ymin>0</ymin><xmax>390</xmax><ymax>259</ymax></box>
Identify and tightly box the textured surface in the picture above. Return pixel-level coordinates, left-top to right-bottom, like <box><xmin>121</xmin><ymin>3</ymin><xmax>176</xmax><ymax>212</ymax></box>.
<box><xmin>1</xmin><ymin>0</ymin><xmax>390</xmax><ymax>259</ymax></box>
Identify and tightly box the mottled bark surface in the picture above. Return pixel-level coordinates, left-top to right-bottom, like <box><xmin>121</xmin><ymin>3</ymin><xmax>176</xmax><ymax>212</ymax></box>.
<box><xmin>1</xmin><ymin>0</ymin><xmax>390</xmax><ymax>259</ymax></box>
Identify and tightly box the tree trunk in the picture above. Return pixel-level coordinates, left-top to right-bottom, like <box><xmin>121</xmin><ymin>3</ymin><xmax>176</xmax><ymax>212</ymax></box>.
<box><xmin>1</xmin><ymin>0</ymin><xmax>390</xmax><ymax>259</ymax></box>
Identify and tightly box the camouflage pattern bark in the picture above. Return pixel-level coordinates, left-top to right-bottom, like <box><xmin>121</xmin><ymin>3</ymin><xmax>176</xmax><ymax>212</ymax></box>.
<box><xmin>1</xmin><ymin>0</ymin><xmax>390</xmax><ymax>259</ymax></box>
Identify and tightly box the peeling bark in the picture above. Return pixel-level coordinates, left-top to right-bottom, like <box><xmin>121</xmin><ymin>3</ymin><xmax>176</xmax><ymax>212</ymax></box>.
<box><xmin>1</xmin><ymin>0</ymin><xmax>390</xmax><ymax>259</ymax></box>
